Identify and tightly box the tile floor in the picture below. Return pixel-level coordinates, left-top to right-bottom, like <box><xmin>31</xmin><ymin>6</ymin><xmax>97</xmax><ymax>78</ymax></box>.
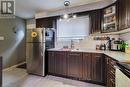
<box><xmin>3</xmin><ymin>68</ymin><xmax>105</xmax><ymax>87</ymax></box>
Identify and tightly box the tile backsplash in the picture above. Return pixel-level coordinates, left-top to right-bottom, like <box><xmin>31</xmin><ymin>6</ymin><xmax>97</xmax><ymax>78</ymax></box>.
<box><xmin>55</xmin><ymin>32</ymin><xmax>130</xmax><ymax>50</ymax></box>
<box><xmin>119</xmin><ymin>32</ymin><xmax>130</xmax><ymax>45</ymax></box>
<box><xmin>74</xmin><ymin>35</ymin><xmax>119</xmax><ymax>50</ymax></box>
<box><xmin>55</xmin><ymin>35</ymin><xmax>119</xmax><ymax>50</ymax></box>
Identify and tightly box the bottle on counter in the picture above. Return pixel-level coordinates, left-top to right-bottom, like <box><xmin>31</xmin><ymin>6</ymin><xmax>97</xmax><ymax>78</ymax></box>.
<box><xmin>125</xmin><ymin>42</ymin><xmax>130</xmax><ymax>54</ymax></box>
<box><xmin>121</xmin><ymin>41</ymin><xmax>127</xmax><ymax>52</ymax></box>
<box><xmin>104</xmin><ymin>44</ymin><xmax>106</xmax><ymax>50</ymax></box>
<box><xmin>96</xmin><ymin>45</ymin><xmax>100</xmax><ymax>50</ymax></box>
<box><xmin>100</xmin><ymin>44</ymin><xmax>106</xmax><ymax>50</ymax></box>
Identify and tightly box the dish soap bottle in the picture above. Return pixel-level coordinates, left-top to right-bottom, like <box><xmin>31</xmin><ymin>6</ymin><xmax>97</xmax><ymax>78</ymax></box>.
<box><xmin>125</xmin><ymin>42</ymin><xmax>130</xmax><ymax>54</ymax></box>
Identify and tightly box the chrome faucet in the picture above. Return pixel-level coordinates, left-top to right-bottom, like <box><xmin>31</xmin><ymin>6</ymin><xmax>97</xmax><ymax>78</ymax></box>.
<box><xmin>70</xmin><ymin>40</ymin><xmax>74</xmax><ymax>49</ymax></box>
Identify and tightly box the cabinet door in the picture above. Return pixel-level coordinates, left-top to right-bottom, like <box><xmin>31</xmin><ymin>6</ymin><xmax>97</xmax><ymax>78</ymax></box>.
<box><xmin>48</xmin><ymin>51</ymin><xmax>55</xmax><ymax>74</ymax></box>
<box><xmin>36</xmin><ymin>17</ymin><xmax>56</xmax><ymax>28</ymax></box>
<box><xmin>55</xmin><ymin>51</ymin><xmax>67</xmax><ymax>76</ymax></box>
<box><xmin>104</xmin><ymin>56</ymin><xmax>109</xmax><ymax>85</ymax></box>
<box><xmin>118</xmin><ymin>0</ymin><xmax>128</xmax><ymax>30</ymax></box>
<box><xmin>82</xmin><ymin>53</ymin><xmax>92</xmax><ymax>80</ymax></box>
<box><xmin>26</xmin><ymin>43</ymin><xmax>44</xmax><ymax>76</ymax></box>
<box><xmin>126</xmin><ymin>0</ymin><xmax>130</xmax><ymax>27</ymax></box>
<box><xmin>106</xmin><ymin>56</ymin><xmax>116</xmax><ymax>87</ymax></box>
<box><xmin>91</xmin><ymin>53</ymin><xmax>104</xmax><ymax>83</ymax></box>
<box><xmin>89</xmin><ymin>10</ymin><xmax>102</xmax><ymax>34</ymax></box>
<box><xmin>67</xmin><ymin>52</ymin><xmax>82</xmax><ymax>79</ymax></box>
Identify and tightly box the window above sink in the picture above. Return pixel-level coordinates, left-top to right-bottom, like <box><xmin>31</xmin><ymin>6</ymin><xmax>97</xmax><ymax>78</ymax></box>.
<box><xmin>57</xmin><ymin>16</ymin><xmax>90</xmax><ymax>41</ymax></box>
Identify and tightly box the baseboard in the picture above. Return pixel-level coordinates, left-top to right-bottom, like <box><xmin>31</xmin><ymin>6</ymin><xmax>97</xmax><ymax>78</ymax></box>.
<box><xmin>3</xmin><ymin>62</ymin><xmax>26</xmax><ymax>72</ymax></box>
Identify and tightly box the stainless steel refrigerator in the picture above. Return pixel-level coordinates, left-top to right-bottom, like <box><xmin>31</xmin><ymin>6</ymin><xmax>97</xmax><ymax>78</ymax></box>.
<box><xmin>26</xmin><ymin>28</ymin><xmax>45</xmax><ymax>76</ymax></box>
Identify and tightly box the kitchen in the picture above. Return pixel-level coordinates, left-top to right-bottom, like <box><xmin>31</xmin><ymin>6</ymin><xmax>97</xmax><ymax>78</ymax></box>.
<box><xmin>0</xmin><ymin>0</ymin><xmax>130</xmax><ymax>87</ymax></box>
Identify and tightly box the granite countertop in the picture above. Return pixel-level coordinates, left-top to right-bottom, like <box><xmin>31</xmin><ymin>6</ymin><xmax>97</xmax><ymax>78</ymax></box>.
<box><xmin>47</xmin><ymin>48</ymin><xmax>130</xmax><ymax>62</ymax></box>
<box><xmin>104</xmin><ymin>51</ymin><xmax>130</xmax><ymax>62</ymax></box>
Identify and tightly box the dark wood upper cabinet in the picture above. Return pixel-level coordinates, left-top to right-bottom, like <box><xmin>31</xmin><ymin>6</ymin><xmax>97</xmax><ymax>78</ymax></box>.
<box><xmin>82</xmin><ymin>53</ymin><xmax>92</xmax><ymax>81</ymax></box>
<box><xmin>89</xmin><ymin>10</ymin><xmax>102</xmax><ymax>34</ymax></box>
<box><xmin>55</xmin><ymin>51</ymin><xmax>67</xmax><ymax>76</ymax></box>
<box><xmin>67</xmin><ymin>52</ymin><xmax>83</xmax><ymax>79</ymax></box>
<box><xmin>36</xmin><ymin>17</ymin><xmax>57</xmax><ymax>28</ymax></box>
<box><xmin>116</xmin><ymin>0</ymin><xmax>130</xmax><ymax>30</ymax></box>
<box><xmin>117</xmin><ymin>0</ymin><xmax>128</xmax><ymax>30</ymax></box>
<box><xmin>101</xmin><ymin>0</ymin><xmax>130</xmax><ymax>32</ymax></box>
<box><xmin>102</xmin><ymin>3</ymin><xmax>117</xmax><ymax>33</ymax></box>
<box><xmin>89</xmin><ymin>0</ymin><xmax>130</xmax><ymax>33</ymax></box>
<box><xmin>91</xmin><ymin>53</ymin><xmax>104</xmax><ymax>83</ymax></box>
<box><xmin>127</xmin><ymin>0</ymin><xmax>130</xmax><ymax>27</ymax></box>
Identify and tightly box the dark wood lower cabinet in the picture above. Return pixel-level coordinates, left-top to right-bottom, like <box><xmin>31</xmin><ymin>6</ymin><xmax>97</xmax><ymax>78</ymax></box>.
<box><xmin>105</xmin><ymin>55</ymin><xmax>117</xmax><ymax>87</ymax></box>
<box><xmin>91</xmin><ymin>53</ymin><xmax>104</xmax><ymax>83</ymax></box>
<box><xmin>55</xmin><ymin>51</ymin><xmax>67</xmax><ymax>76</ymax></box>
<box><xmin>67</xmin><ymin>52</ymin><xmax>83</xmax><ymax>79</ymax></box>
<box><xmin>48</xmin><ymin>51</ymin><xmax>67</xmax><ymax>76</ymax></box>
<box><xmin>82</xmin><ymin>53</ymin><xmax>92</xmax><ymax>80</ymax></box>
<box><xmin>82</xmin><ymin>53</ymin><xmax>104</xmax><ymax>84</ymax></box>
<box><xmin>48</xmin><ymin>51</ymin><xmax>55</xmax><ymax>74</ymax></box>
<box><xmin>47</xmin><ymin>51</ymin><xmax>105</xmax><ymax>85</ymax></box>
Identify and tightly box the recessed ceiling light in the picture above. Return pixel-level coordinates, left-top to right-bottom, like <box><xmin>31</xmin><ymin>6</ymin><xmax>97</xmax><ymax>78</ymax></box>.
<box><xmin>63</xmin><ymin>14</ymin><xmax>69</xmax><ymax>19</ymax></box>
<box><xmin>73</xmin><ymin>15</ymin><xmax>77</xmax><ymax>19</ymax></box>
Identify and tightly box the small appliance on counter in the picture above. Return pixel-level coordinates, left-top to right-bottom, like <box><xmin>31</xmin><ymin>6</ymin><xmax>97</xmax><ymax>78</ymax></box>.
<box><xmin>109</xmin><ymin>38</ymin><xmax>123</xmax><ymax>51</ymax></box>
<box><xmin>99</xmin><ymin>44</ymin><xmax>106</xmax><ymax>50</ymax></box>
<box><xmin>124</xmin><ymin>42</ymin><xmax>130</xmax><ymax>54</ymax></box>
<box><xmin>125</xmin><ymin>47</ymin><xmax>130</xmax><ymax>54</ymax></box>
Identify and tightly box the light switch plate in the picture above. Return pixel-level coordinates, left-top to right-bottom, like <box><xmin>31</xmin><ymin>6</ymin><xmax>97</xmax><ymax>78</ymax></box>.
<box><xmin>0</xmin><ymin>36</ymin><xmax>4</xmax><ymax>40</ymax></box>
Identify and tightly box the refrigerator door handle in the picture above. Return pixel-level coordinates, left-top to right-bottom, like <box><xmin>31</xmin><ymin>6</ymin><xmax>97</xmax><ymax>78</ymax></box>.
<box><xmin>40</xmin><ymin>47</ymin><xmax>43</xmax><ymax>56</ymax></box>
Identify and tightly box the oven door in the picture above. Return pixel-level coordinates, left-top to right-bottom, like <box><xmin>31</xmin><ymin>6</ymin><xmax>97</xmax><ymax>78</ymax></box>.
<box><xmin>116</xmin><ymin>67</ymin><xmax>130</xmax><ymax>87</ymax></box>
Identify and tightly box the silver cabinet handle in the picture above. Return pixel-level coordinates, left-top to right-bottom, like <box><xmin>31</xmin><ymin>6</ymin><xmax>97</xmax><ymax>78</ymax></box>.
<box><xmin>41</xmin><ymin>47</ymin><xmax>43</xmax><ymax>56</ymax></box>
<box><xmin>95</xmin><ymin>56</ymin><xmax>101</xmax><ymax>58</ymax></box>
<box><xmin>69</xmin><ymin>53</ymin><xmax>80</xmax><ymax>56</ymax></box>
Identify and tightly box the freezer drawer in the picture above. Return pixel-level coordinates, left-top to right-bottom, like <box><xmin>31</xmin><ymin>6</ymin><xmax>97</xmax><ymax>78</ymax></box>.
<box><xmin>26</xmin><ymin>43</ymin><xmax>45</xmax><ymax>76</ymax></box>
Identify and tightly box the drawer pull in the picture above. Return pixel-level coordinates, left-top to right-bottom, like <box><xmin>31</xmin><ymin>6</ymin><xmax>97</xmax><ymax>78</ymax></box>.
<box><xmin>95</xmin><ymin>56</ymin><xmax>101</xmax><ymax>58</ymax></box>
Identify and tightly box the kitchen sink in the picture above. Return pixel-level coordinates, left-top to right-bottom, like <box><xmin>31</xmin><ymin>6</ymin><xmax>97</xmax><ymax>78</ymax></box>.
<box><xmin>70</xmin><ymin>48</ymin><xmax>80</xmax><ymax>51</ymax></box>
<box><xmin>59</xmin><ymin>48</ymin><xmax>81</xmax><ymax>51</ymax></box>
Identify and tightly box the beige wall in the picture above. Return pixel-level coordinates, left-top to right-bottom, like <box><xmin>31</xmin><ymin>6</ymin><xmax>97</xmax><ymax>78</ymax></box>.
<box><xmin>26</xmin><ymin>18</ymin><xmax>36</xmax><ymax>29</ymax></box>
<box><xmin>0</xmin><ymin>17</ymin><xmax>26</xmax><ymax>68</ymax></box>
<box><xmin>75</xmin><ymin>35</ymin><xmax>119</xmax><ymax>50</ymax></box>
<box><xmin>119</xmin><ymin>32</ymin><xmax>130</xmax><ymax>45</ymax></box>
<box><xmin>55</xmin><ymin>35</ymin><xmax>119</xmax><ymax>50</ymax></box>
<box><xmin>55</xmin><ymin>31</ymin><xmax>130</xmax><ymax>50</ymax></box>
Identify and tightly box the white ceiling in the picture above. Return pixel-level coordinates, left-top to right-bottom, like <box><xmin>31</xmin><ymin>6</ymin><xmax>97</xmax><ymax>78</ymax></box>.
<box><xmin>15</xmin><ymin>0</ymin><xmax>111</xmax><ymax>19</ymax></box>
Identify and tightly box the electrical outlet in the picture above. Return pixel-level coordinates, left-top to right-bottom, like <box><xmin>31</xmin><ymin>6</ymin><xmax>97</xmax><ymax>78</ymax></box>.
<box><xmin>0</xmin><ymin>36</ymin><xmax>4</xmax><ymax>40</ymax></box>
